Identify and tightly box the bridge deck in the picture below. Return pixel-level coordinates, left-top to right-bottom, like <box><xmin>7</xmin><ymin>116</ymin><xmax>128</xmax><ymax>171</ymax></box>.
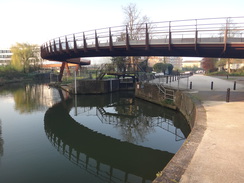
<box><xmin>41</xmin><ymin>16</ymin><xmax>244</xmax><ymax>61</ymax></box>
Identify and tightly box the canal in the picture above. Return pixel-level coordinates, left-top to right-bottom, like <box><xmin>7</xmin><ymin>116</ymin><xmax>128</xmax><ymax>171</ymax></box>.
<box><xmin>0</xmin><ymin>83</ymin><xmax>190</xmax><ymax>183</ymax></box>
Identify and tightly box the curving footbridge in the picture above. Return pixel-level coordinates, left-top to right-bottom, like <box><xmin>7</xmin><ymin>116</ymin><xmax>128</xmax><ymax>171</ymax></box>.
<box><xmin>41</xmin><ymin>16</ymin><xmax>244</xmax><ymax>62</ymax></box>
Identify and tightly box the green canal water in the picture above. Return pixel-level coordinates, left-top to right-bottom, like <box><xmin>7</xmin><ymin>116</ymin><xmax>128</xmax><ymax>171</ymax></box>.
<box><xmin>0</xmin><ymin>83</ymin><xmax>190</xmax><ymax>183</ymax></box>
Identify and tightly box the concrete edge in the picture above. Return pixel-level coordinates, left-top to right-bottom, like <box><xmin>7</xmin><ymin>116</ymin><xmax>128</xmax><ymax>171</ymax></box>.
<box><xmin>153</xmin><ymin>92</ymin><xmax>207</xmax><ymax>183</ymax></box>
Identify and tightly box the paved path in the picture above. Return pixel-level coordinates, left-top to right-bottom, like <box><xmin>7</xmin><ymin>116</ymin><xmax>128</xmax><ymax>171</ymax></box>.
<box><xmin>161</xmin><ymin>75</ymin><xmax>244</xmax><ymax>183</ymax></box>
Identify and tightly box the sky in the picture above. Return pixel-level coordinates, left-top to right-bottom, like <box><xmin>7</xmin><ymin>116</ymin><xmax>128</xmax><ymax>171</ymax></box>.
<box><xmin>1</xmin><ymin>0</ymin><xmax>244</xmax><ymax>61</ymax></box>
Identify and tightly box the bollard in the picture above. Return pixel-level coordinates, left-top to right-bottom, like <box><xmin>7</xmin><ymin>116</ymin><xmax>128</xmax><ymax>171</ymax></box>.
<box><xmin>166</xmin><ymin>76</ymin><xmax>168</xmax><ymax>84</ymax></box>
<box><xmin>227</xmin><ymin>75</ymin><xmax>229</xmax><ymax>79</ymax></box>
<box><xmin>190</xmin><ymin>81</ymin><xmax>192</xmax><ymax>89</ymax></box>
<box><xmin>226</xmin><ymin>88</ymin><xmax>230</xmax><ymax>102</ymax></box>
<box><xmin>170</xmin><ymin>76</ymin><xmax>172</xmax><ymax>83</ymax></box>
<box><xmin>233</xmin><ymin>81</ymin><xmax>236</xmax><ymax>90</ymax></box>
<box><xmin>211</xmin><ymin>81</ymin><xmax>213</xmax><ymax>90</ymax></box>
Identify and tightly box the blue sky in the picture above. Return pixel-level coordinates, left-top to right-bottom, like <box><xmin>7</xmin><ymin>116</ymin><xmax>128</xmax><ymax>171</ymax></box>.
<box><xmin>1</xmin><ymin>0</ymin><xmax>244</xmax><ymax>48</ymax></box>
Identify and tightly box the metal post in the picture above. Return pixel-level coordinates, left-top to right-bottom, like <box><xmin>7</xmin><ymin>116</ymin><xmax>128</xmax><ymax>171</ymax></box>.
<box><xmin>190</xmin><ymin>82</ymin><xmax>192</xmax><ymax>89</ymax></box>
<box><xmin>74</xmin><ymin>94</ymin><xmax>77</xmax><ymax>116</ymax></box>
<box><xmin>178</xmin><ymin>77</ymin><xmax>180</xmax><ymax>90</ymax></box>
<box><xmin>226</xmin><ymin>88</ymin><xmax>230</xmax><ymax>102</ymax></box>
<box><xmin>233</xmin><ymin>81</ymin><xmax>236</xmax><ymax>90</ymax></box>
<box><xmin>110</xmin><ymin>79</ymin><xmax>113</xmax><ymax>92</ymax></box>
<box><xmin>187</xmin><ymin>76</ymin><xmax>189</xmax><ymax>89</ymax></box>
<box><xmin>74</xmin><ymin>70</ymin><xmax>77</xmax><ymax>95</ymax></box>
<box><xmin>211</xmin><ymin>81</ymin><xmax>213</xmax><ymax>90</ymax></box>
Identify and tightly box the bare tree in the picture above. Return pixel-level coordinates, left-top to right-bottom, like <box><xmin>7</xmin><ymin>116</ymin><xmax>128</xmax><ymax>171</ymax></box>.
<box><xmin>122</xmin><ymin>3</ymin><xmax>150</xmax><ymax>40</ymax></box>
<box><xmin>122</xmin><ymin>3</ymin><xmax>151</xmax><ymax>70</ymax></box>
<box><xmin>220</xmin><ymin>18</ymin><xmax>240</xmax><ymax>38</ymax></box>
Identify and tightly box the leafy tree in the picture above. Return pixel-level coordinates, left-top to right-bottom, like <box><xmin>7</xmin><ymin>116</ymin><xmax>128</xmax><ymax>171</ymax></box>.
<box><xmin>182</xmin><ymin>65</ymin><xmax>201</xmax><ymax>72</ymax></box>
<box><xmin>111</xmin><ymin>57</ymin><xmax>127</xmax><ymax>72</ymax></box>
<box><xmin>166</xmin><ymin>64</ymin><xmax>174</xmax><ymax>75</ymax></box>
<box><xmin>11</xmin><ymin>43</ymin><xmax>39</xmax><ymax>73</ymax></box>
<box><xmin>138</xmin><ymin>59</ymin><xmax>150</xmax><ymax>72</ymax></box>
<box><xmin>153</xmin><ymin>63</ymin><xmax>174</xmax><ymax>74</ymax></box>
<box><xmin>153</xmin><ymin>63</ymin><xmax>166</xmax><ymax>73</ymax></box>
<box><xmin>202</xmin><ymin>58</ymin><xmax>218</xmax><ymax>73</ymax></box>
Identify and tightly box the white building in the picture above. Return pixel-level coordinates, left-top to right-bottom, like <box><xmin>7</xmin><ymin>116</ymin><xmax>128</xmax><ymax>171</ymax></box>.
<box><xmin>0</xmin><ymin>49</ymin><xmax>12</xmax><ymax>65</ymax></box>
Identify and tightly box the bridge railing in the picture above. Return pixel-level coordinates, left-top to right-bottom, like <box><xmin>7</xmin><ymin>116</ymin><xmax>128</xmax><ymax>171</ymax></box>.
<box><xmin>42</xmin><ymin>16</ymin><xmax>244</xmax><ymax>56</ymax></box>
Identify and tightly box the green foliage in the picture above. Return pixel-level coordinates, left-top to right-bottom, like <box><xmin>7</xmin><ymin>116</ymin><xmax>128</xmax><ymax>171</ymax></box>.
<box><xmin>11</xmin><ymin>42</ymin><xmax>39</xmax><ymax>73</ymax></box>
<box><xmin>139</xmin><ymin>59</ymin><xmax>151</xmax><ymax>72</ymax></box>
<box><xmin>153</xmin><ymin>63</ymin><xmax>165</xmax><ymax>73</ymax></box>
<box><xmin>0</xmin><ymin>65</ymin><xmax>26</xmax><ymax>80</ymax></box>
<box><xmin>206</xmin><ymin>67</ymin><xmax>244</xmax><ymax>76</ymax></box>
<box><xmin>153</xmin><ymin>63</ymin><xmax>174</xmax><ymax>74</ymax></box>
<box><xmin>111</xmin><ymin>57</ymin><xmax>126</xmax><ymax>72</ymax></box>
<box><xmin>166</xmin><ymin>64</ymin><xmax>174</xmax><ymax>74</ymax></box>
<box><xmin>206</xmin><ymin>71</ymin><xmax>228</xmax><ymax>76</ymax></box>
<box><xmin>182</xmin><ymin>65</ymin><xmax>201</xmax><ymax>72</ymax></box>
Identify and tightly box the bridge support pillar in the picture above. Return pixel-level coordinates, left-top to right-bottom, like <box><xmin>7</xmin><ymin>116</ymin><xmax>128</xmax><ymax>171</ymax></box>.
<box><xmin>58</xmin><ymin>62</ymin><xmax>71</xmax><ymax>82</ymax></box>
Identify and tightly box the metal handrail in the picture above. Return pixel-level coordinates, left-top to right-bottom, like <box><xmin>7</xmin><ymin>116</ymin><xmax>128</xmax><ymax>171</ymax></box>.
<box><xmin>42</xmin><ymin>16</ymin><xmax>244</xmax><ymax>49</ymax></box>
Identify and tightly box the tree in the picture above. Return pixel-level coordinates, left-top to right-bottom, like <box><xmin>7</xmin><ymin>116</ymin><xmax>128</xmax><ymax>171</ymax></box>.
<box><xmin>219</xmin><ymin>18</ymin><xmax>240</xmax><ymax>38</ymax></box>
<box><xmin>122</xmin><ymin>3</ymin><xmax>151</xmax><ymax>69</ymax></box>
<box><xmin>153</xmin><ymin>63</ymin><xmax>168</xmax><ymax>74</ymax></box>
<box><xmin>111</xmin><ymin>57</ymin><xmax>127</xmax><ymax>72</ymax></box>
<box><xmin>11</xmin><ymin>43</ymin><xmax>39</xmax><ymax>73</ymax></box>
<box><xmin>122</xmin><ymin>3</ymin><xmax>150</xmax><ymax>40</ymax></box>
<box><xmin>201</xmin><ymin>58</ymin><xmax>218</xmax><ymax>73</ymax></box>
<box><xmin>166</xmin><ymin>64</ymin><xmax>174</xmax><ymax>75</ymax></box>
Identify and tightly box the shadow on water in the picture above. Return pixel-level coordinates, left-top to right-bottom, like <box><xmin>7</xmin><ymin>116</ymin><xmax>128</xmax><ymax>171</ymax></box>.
<box><xmin>0</xmin><ymin>119</ymin><xmax>3</xmax><ymax>158</ymax></box>
<box><xmin>44</xmin><ymin>91</ymin><xmax>190</xmax><ymax>183</ymax></box>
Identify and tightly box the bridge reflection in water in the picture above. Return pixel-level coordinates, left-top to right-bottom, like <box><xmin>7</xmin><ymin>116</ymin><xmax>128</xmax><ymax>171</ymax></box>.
<box><xmin>44</xmin><ymin>91</ymin><xmax>190</xmax><ymax>183</ymax></box>
<box><xmin>0</xmin><ymin>120</ymin><xmax>3</xmax><ymax>158</ymax></box>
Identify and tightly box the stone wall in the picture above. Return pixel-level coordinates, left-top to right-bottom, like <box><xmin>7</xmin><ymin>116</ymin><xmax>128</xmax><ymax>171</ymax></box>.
<box><xmin>135</xmin><ymin>82</ymin><xmax>177</xmax><ymax>109</ymax></box>
<box><xmin>71</xmin><ymin>79</ymin><xmax>120</xmax><ymax>94</ymax></box>
<box><xmin>135</xmin><ymin>82</ymin><xmax>206</xmax><ymax>183</ymax></box>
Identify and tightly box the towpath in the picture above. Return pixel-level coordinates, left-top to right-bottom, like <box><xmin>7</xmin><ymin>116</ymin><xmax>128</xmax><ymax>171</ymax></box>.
<box><xmin>162</xmin><ymin>74</ymin><xmax>244</xmax><ymax>183</ymax></box>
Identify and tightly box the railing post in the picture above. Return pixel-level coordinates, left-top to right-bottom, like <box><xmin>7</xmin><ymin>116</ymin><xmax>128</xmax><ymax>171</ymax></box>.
<box><xmin>73</xmin><ymin>34</ymin><xmax>78</xmax><ymax>53</ymax></box>
<box><xmin>95</xmin><ymin>30</ymin><xmax>99</xmax><ymax>51</ymax></box>
<box><xmin>59</xmin><ymin>38</ymin><xmax>63</xmax><ymax>52</ymax></box>
<box><xmin>83</xmin><ymin>32</ymin><xmax>87</xmax><ymax>52</ymax></box>
<box><xmin>126</xmin><ymin>25</ymin><xmax>130</xmax><ymax>50</ymax></box>
<box><xmin>223</xmin><ymin>18</ymin><xmax>228</xmax><ymax>53</ymax></box>
<box><xmin>195</xmin><ymin>19</ymin><xmax>198</xmax><ymax>51</ymax></box>
<box><xmin>109</xmin><ymin>27</ymin><xmax>113</xmax><ymax>51</ymax></box>
<box><xmin>65</xmin><ymin>36</ymin><xmax>70</xmax><ymax>52</ymax></box>
<box><xmin>53</xmin><ymin>40</ymin><xmax>57</xmax><ymax>53</ymax></box>
<box><xmin>168</xmin><ymin>21</ymin><xmax>171</xmax><ymax>51</ymax></box>
<box><xmin>45</xmin><ymin>43</ymin><xmax>49</xmax><ymax>54</ymax></box>
<box><xmin>49</xmin><ymin>41</ymin><xmax>53</xmax><ymax>53</ymax></box>
<box><xmin>145</xmin><ymin>23</ymin><xmax>150</xmax><ymax>50</ymax></box>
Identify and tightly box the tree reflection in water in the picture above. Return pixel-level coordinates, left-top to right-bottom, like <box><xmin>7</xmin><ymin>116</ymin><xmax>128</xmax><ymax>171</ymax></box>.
<box><xmin>44</xmin><ymin>91</ymin><xmax>190</xmax><ymax>183</ymax></box>
<box><xmin>0</xmin><ymin>119</ymin><xmax>3</xmax><ymax>157</ymax></box>
<box><xmin>0</xmin><ymin>83</ymin><xmax>62</xmax><ymax>113</ymax></box>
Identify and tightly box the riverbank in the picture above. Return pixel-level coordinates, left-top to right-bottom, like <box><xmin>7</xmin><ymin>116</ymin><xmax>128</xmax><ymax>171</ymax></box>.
<box><xmin>153</xmin><ymin>75</ymin><xmax>244</xmax><ymax>183</ymax></box>
<box><xmin>48</xmin><ymin>75</ymin><xmax>244</xmax><ymax>182</ymax></box>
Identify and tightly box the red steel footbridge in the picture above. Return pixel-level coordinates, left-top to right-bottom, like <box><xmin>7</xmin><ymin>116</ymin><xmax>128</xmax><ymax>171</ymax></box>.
<box><xmin>41</xmin><ymin>16</ymin><xmax>244</xmax><ymax>62</ymax></box>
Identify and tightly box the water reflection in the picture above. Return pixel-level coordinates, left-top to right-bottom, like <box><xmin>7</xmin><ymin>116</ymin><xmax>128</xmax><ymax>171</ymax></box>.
<box><xmin>0</xmin><ymin>83</ymin><xmax>64</xmax><ymax>113</ymax></box>
<box><xmin>0</xmin><ymin>119</ymin><xmax>3</xmax><ymax>158</ymax></box>
<box><xmin>44</xmin><ymin>91</ymin><xmax>190</xmax><ymax>183</ymax></box>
